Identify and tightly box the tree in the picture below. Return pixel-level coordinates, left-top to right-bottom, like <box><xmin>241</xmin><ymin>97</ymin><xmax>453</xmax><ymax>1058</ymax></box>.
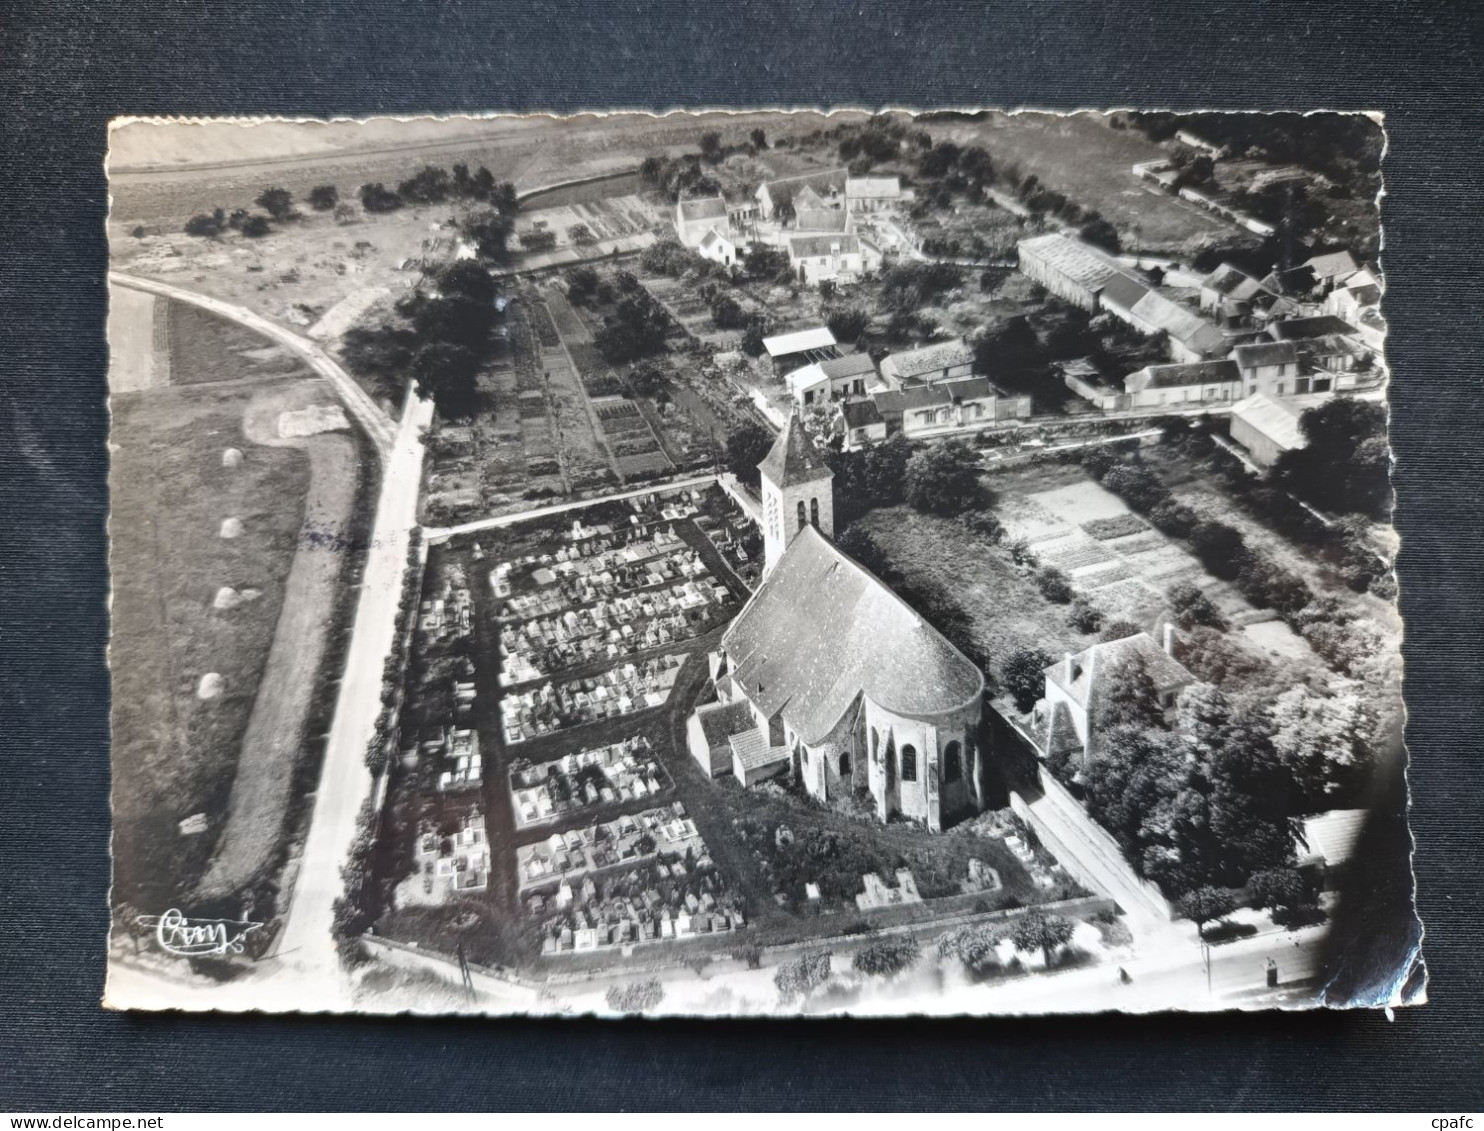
<box><xmin>1189</xmin><ymin>520</ymin><xmax>1246</xmax><ymax>579</ymax></box>
<box><xmin>307</xmin><ymin>184</ymin><xmax>339</xmax><ymax>211</ymax></box>
<box><xmin>774</xmin><ymin>950</ymin><xmax>832</xmax><ymax>1002</ymax></box>
<box><xmin>254</xmin><ymin>187</ymin><xmax>294</xmax><ymax>219</ymax></box>
<box><xmin>825</xmin><ymin>306</ymin><xmax>870</xmax><ymax>345</ymax></box>
<box><xmin>936</xmin><ymin>923</ymin><xmax>1003</xmax><ymax>973</ymax></box>
<box><xmin>750</xmin><ymin>127</ymin><xmax>767</xmax><ymax>150</ymax></box>
<box><xmin>1177</xmin><ymin>886</ymin><xmax>1237</xmax><ymax>938</ymax></box>
<box><xmin>710</xmin><ymin>293</ymin><xmax>745</xmax><ymax>330</ymax></box>
<box><xmin>1068</xmin><ymin>599</ymin><xmax>1104</xmax><ymax>634</ymax></box>
<box><xmin>905</xmin><ymin>440</ymin><xmax>982</xmax><ymax>516</ymax></box>
<box><xmin>239</xmin><ymin>214</ymin><xmax>271</xmax><ymax>238</ymax></box>
<box><xmin>397</xmin><ymin>165</ymin><xmax>453</xmax><ymax>204</ymax></box>
<box><xmin>566</xmin><ymin>266</ymin><xmax>600</xmax><ymax>303</ymax></box>
<box><xmin>411</xmin><ymin>341</ymin><xmax>481</xmax><ymax>418</ymax></box>
<box><xmin>699</xmin><ymin>131</ymin><xmax>723</xmax><ymax>163</ymax></box>
<box><xmin>834</xmin><ymin>525</ymin><xmax>890</xmax><ymax>576</ymax></box>
<box><xmin>568</xmin><ymin>223</ymin><xmax>595</xmax><ymax>245</ymax></box>
<box><xmin>594</xmin><ymin>292</ymin><xmax>670</xmax><ymax>364</ymax></box>
<box><xmin>463</xmin><ymin>208</ymin><xmax>514</xmax><ymax>261</ymax></box>
<box><xmin>359</xmin><ymin>182</ymin><xmax>402</xmax><ymax>213</ymax></box>
<box><xmin>1001</xmin><ymin>647</ymin><xmax>1053</xmax><ymax>714</ymax></box>
<box><xmin>974</xmin><ymin>315</ymin><xmax>1041</xmax><ymax>390</ymax></box>
<box><xmin>1267</xmin><ymin>685</ymin><xmax>1370</xmax><ymax>807</ymax></box>
<box><xmin>724</xmin><ymin>421</ymin><xmax>775</xmax><ymax>491</ymax></box>
<box><xmin>1009</xmin><ymin>911</ymin><xmax>1075</xmax><ymax>968</ymax></box>
<box><xmin>1079</xmin><ymin>216</ymin><xmax>1120</xmax><ymax>253</ymax></box>
<box><xmin>605</xmin><ymin>978</ymin><xmax>665</xmax><ymax>1013</ymax></box>
<box><xmin>436</xmin><ymin>260</ymin><xmax>498</xmax><ymax>307</ymax></box>
<box><xmin>1271</xmin><ymin>396</ymin><xmax>1391</xmax><ymax>518</ymax></box>
<box><xmin>851</xmin><ymin>935</ymin><xmax>920</xmax><ymax>979</ymax></box>
<box><xmin>1098</xmin><ymin>649</ymin><xmax>1166</xmax><ymax>732</ymax></box>
<box><xmin>1248</xmin><ymin>866</ymin><xmax>1318</xmax><ymax>927</ymax></box>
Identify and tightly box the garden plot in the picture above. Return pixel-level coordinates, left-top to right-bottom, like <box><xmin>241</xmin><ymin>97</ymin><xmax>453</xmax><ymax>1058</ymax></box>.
<box><xmin>507</xmin><ymin>736</ymin><xmax>671</xmax><ymax>830</ymax></box>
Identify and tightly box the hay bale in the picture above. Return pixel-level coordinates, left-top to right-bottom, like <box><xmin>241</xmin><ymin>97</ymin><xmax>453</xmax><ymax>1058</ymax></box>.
<box><xmin>212</xmin><ymin>586</ymin><xmax>241</xmax><ymax>610</ymax></box>
<box><xmin>219</xmin><ymin>517</ymin><xmax>243</xmax><ymax>539</ymax></box>
<box><xmin>221</xmin><ymin>447</ymin><xmax>244</xmax><ymax>468</ymax></box>
<box><xmin>196</xmin><ymin>672</ymin><xmax>224</xmax><ymax>700</ymax></box>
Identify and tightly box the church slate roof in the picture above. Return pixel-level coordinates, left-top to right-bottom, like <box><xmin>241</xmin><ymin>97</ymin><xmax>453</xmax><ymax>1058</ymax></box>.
<box><xmin>758</xmin><ymin>413</ymin><xmax>833</xmax><ymax>489</ymax></box>
<box><xmin>722</xmin><ymin>526</ymin><xmax>984</xmax><ymax>745</ymax></box>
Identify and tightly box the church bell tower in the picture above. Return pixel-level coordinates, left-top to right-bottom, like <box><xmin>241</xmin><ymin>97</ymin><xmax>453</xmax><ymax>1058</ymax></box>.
<box><xmin>758</xmin><ymin>411</ymin><xmax>834</xmax><ymax>575</ymax></box>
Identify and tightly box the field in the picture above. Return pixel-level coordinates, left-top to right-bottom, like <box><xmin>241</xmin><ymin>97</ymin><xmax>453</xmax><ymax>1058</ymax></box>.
<box><xmin>109</xmin><ymin>295</ymin><xmax>372</xmax><ymax>915</ymax></box>
<box><xmin>931</xmin><ymin>112</ymin><xmax>1244</xmax><ymax>255</ymax></box>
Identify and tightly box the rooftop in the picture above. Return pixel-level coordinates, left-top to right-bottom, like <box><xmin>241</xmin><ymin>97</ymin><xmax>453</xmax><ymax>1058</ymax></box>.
<box><xmin>1018</xmin><ymin>232</ymin><xmax>1131</xmax><ymax>295</ymax></box>
<box><xmin>1044</xmin><ymin>631</ymin><xmax>1194</xmax><ymax>711</ymax></box>
<box><xmin>1300</xmin><ymin>808</ymin><xmax>1368</xmax><ymax>867</ymax></box>
<box><xmin>1302</xmin><ymin>250</ymin><xmax>1360</xmax><ymax>281</ymax></box>
<box><xmin>1129</xmin><ymin>358</ymin><xmax>1241</xmax><ymax>390</ymax></box>
<box><xmin>1100</xmin><ymin>272</ymin><xmax>1151</xmax><ymax>312</ymax></box>
<box><xmin>939</xmin><ymin>375</ymin><xmax>996</xmax><ymax>401</ymax></box>
<box><xmin>698</xmin><ymin>227</ymin><xmax>732</xmax><ymax>250</ymax></box>
<box><xmin>762</xmin><ymin>326</ymin><xmax>837</xmax><ymax>358</ymax></box>
<box><xmin>819</xmin><ymin>352</ymin><xmax>877</xmax><ymax>380</ymax></box>
<box><xmin>677</xmin><ymin>195</ymin><xmax>728</xmax><ymax>223</ymax></box>
<box><xmin>1232</xmin><ymin>393</ymin><xmax>1305</xmax><ymax>451</ymax></box>
<box><xmin>788</xmin><ymin>233</ymin><xmax>862</xmax><ymax>259</ymax></box>
<box><xmin>697</xmin><ymin>698</ymin><xmax>756</xmax><ymax>749</ymax></box>
<box><xmin>759</xmin><ymin>412</ymin><xmax>833</xmax><ymax>489</ymax></box>
<box><xmin>724</xmin><ymin>526</ymin><xmax>984</xmax><ymax>745</ymax></box>
<box><xmin>1233</xmin><ymin>340</ymin><xmax>1300</xmax><ymax>368</ymax></box>
<box><xmin>793</xmin><ymin>208</ymin><xmax>850</xmax><ymax>233</ymax></box>
<box><xmin>1272</xmin><ymin>315</ymin><xmax>1360</xmax><ymax>341</ymax></box>
<box><xmin>758</xmin><ymin>168</ymin><xmax>848</xmax><ymax>208</ymax></box>
<box><xmin>841</xmin><ymin>399</ymin><xmax>884</xmax><ymax>429</ymax></box>
<box><xmin>846</xmin><ymin>175</ymin><xmax>902</xmax><ymax>197</ymax></box>
<box><xmin>729</xmin><ymin>726</ymin><xmax>789</xmax><ymax>772</ymax></box>
<box><xmin>880</xmin><ymin>338</ymin><xmax>976</xmax><ymax>380</ymax></box>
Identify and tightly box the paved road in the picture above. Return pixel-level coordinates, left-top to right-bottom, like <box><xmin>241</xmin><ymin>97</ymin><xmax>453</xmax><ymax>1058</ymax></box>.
<box><xmin>108</xmin><ymin>272</ymin><xmax>397</xmax><ymax>453</ymax></box>
<box><xmin>271</xmin><ymin>388</ymin><xmax>433</xmax><ymax>983</ymax></box>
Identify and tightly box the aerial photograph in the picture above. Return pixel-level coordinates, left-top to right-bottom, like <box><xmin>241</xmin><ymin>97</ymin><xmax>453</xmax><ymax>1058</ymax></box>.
<box><xmin>103</xmin><ymin>108</ymin><xmax>1419</xmax><ymax>1017</ymax></box>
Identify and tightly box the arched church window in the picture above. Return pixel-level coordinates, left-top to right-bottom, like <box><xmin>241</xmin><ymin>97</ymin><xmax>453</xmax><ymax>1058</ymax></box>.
<box><xmin>839</xmin><ymin>751</ymin><xmax>851</xmax><ymax>777</ymax></box>
<box><xmin>797</xmin><ymin>500</ymin><xmax>807</xmax><ymax>534</ymax></box>
<box><xmin>944</xmin><ymin>741</ymin><xmax>962</xmax><ymax>783</ymax></box>
<box><xmin>810</xmin><ymin>497</ymin><xmax>820</xmax><ymax>527</ymax></box>
<box><xmin>900</xmin><ymin>744</ymin><xmax>917</xmax><ymax>783</ymax></box>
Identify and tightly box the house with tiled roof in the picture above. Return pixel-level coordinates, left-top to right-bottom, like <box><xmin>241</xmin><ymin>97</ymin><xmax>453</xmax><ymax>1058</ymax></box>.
<box><xmin>1121</xmin><ymin>358</ymin><xmax>1243</xmax><ymax>408</ymax></box>
<box><xmin>755</xmin><ymin>169</ymin><xmax>847</xmax><ymax>221</ymax></box>
<box><xmin>687</xmin><ymin>418</ymin><xmax>989</xmax><ymax>829</ymax></box>
<box><xmin>1229</xmin><ymin>393</ymin><xmax>1306</xmax><ymax>468</ymax></box>
<box><xmin>786</xmin><ymin>351</ymin><xmax>877</xmax><ymax>407</ymax></box>
<box><xmin>696</xmin><ymin>227</ymin><xmax>738</xmax><ymax>268</ymax></box>
<box><xmin>1018</xmin><ymin>232</ymin><xmax>1135</xmax><ymax>311</ymax></box>
<box><xmin>675</xmin><ymin>194</ymin><xmax>729</xmax><ymax>248</ymax></box>
<box><xmin>1299</xmin><ymin>250</ymin><xmax>1360</xmax><ymax>295</ymax></box>
<box><xmin>845</xmin><ymin>175</ymin><xmax>904</xmax><ymax>213</ymax></box>
<box><xmin>841</xmin><ymin>398</ymin><xmax>886</xmax><ymax>450</ymax></box>
<box><xmin>879</xmin><ymin>338</ymin><xmax>976</xmax><ymax>387</ymax></box>
<box><xmin>786</xmin><ymin>232</ymin><xmax>865</xmax><ymax>284</ymax></box>
<box><xmin>793</xmin><ymin>207</ymin><xmax>851</xmax><ymax>235</ymax></box>
<box><xmin>1234</xmin><ymin>340</ymin><xmax>1301</xmax><ymax>397</ymax></box>
<box><xmin>1038</xmin><ymin>629</ymin><xmax>1194</xmax><ymax>770</ymax></box>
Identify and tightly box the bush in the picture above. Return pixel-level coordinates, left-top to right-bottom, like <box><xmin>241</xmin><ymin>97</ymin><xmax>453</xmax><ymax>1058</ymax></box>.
<box><xmin>255</xmin><ymin>187</ymin><xmax>294</xmax><ymax>219</ymax></box>
<box><xmin>905</xmin><ymin>441</ymin><xmax>982</xmax><ymax>516</ymax></box>
<box><xmin>359</xmin><ymin>182</ymin><xmax>403</xmax><ymax>213</ymax></box>
<box><xmin>184</xmin><ymin>210</ymin><xmax>225</xmax><ymax>237</ymax></box>
<box><xmin>307</xmin><ymin>184</ymin><xmax>339</xmax><ymax>211</ymax></box>
<box><xmin>774</xmin><ymin>950</ymin><xmax>832</xmax><ymax>1002</ymax></box>
<box><xmin>851</xmin><ymin>935</ymin><xmax>921</xmax><ymax>978</ymax></box>
<box><xmin>565</xmin><ymin>266</ymin><xmax>600</xmax><ymax>303</ymax></box>
<box><xmin>1036</xmin><ymin>566</ymin><xmax>1075</xmax><ymax>604</ymax></box>
<box><xmin>1149</xmin><ymin>500</ymin><xmax>1198</xmax><ymax>538</ymax></box>
<box><xmin>1068</xmin><ymin>599</ymin><xmax>1104</xmax><ymax>634</ymax></box>
<box><xmin>1168</xmin><ymin>582</ymin><xmax>1226</xmax><ymax>630</ymax></box>
<box><xmin>605</xmin><ymin>978</ymin><xmax>665</xmax><ymax>1013</ymax></box>
<box><xmin>519</xmin><ymin>229</ymin><xmax>558</xmax><ymax>253</ymax></box>
<box><xmin>1189</xmin><ymin>521</ymin><xmax>1245</xmax><ymax>579</ymax></box>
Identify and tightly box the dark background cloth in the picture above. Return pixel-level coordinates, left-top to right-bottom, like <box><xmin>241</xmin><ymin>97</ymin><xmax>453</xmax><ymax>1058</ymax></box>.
<box><xmin>1</xmin><ymin>0</ymin><xmax>1481</xmax><ymax>1112</ymax></box>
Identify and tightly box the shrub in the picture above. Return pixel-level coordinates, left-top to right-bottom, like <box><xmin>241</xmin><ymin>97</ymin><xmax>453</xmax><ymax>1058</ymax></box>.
<box><xmin>307</xmin><ymin>184</ymin><xmax>339</xmax><ymax>211</ymax></box>
<box><xmin>851</xmin><ymin>935</ymin><xmax>921</xmax><ymax>978</ymax></box>
<box><xmin>905</xmin><ymin>441</ymin><xmax>982</xmax><ymax>516</ymax></box>
<box><xmin>774</xmin><ymin>950</ymin><xmax>832</xmax><ymax>1002</ymax></box>
<box><xmin>519</xmin><ymin>229</ymin><xmax>558</xmax><ymax>253</ymax></box>
<box><xmin>1036</xmin><ymin>566</ymin><xmax>1075</xmax><ymax>604</ymax></box>
<box><xmin>1149</xmin><ymin>500</ymin><xmax>1198</xmax><ymax>538</ymax></box>
<box><xmin>1189</xmin><ymin>521</ymin><xmax>1245</xmax><ymax>579</ymax></box>
<box><xmin>605</xmin><ymin>978</ymin><xmax>665</xmax><ymax>1013</ymax></box>
<box><xmin>1068</xmin><ymin>599</ymin><xmax>1104</xmax><ymax>634</ymax></box>
<box><xmin>1168</xmin><ymin>582</ymin><xmax>1226</xmax><ymax>630</ymax></box>
<box><xmin>359</xmin><ymin>182</ymin><xmax>403</xmax><ymax>213</ymax></box>
<box><xmin>184</xmin><ymin>210</ymin><xmax>225</xmax><ymax>237</ymax></box>
<box><xmin>255</xmin><ymin>187</ymin><xmax>295</xmax><ymax>219</ymax></box>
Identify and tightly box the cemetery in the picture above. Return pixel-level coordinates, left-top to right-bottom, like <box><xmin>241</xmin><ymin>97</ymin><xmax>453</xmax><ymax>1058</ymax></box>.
<box><xmin>499</xmin><ymin>653</ymin><xmax>686</xmax><ymax>744</ymax></box>
<box><xmin>507</xmin><ymin>735</ymin><xmax>672</xmax><ymax>830</ymax></box>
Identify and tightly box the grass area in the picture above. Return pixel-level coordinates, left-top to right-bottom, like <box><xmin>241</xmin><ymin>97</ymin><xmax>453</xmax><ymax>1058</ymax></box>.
<box><xmin>854</xmin><ymin>501</ymin><xmax>1097</xmax><ymax>680</ymax></box>
<box><xmin>109</xmin><ymin>378</ymin><xmax>312</xmax><ymax>912</ymax></box>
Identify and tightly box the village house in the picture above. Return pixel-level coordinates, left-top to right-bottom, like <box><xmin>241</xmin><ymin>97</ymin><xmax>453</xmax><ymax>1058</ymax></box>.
<box><xmin>755</xmin><ymin>169</ymin><xmax>847</xmax><ymax>221</ymax></box>
<box><xmin>1270</xmin><ymin>314</ymin><xmax>1361</xmax><ymax>344</ymax></box>
<box><xmin>793</xmin><ymin>207</ymin><xmax>852</xmax><ymax>235</ymax></box>
<box><xmin>845</xmin><ymin>175</ymin><xmax>904</xmax><ymax>212</ymax></box>
<box><xmin>1233</xmin><ymin>340</ymin><xmax>1301</xmax><ymax>397</ymax></box>
<box><xmin>696</xmin><ymin>227</ymin><xmax>738</xmax><ymax>268</ymax></box>
<box><xmin>1299</xmin><ymin>249</ymin><xmax>1361</xmax><ymax>296</ymax></box>
<box><xmin>786</xmin><ymin>352</ymin><xmax>878</xmax><ymax>407</ymax></box>
<box><xmin>879</xmin><ymin>338</ymin><xmax>976</xmax><ymax>387</ymax></box>
<box><xmin>840</xmin><ymin>398</ymin><xmax>887</xmax><ymax>450</ymax></box>
<box><xmin>688</xmin><ymin>416</ymin><xmax>988</xmax><ymax>830</ymax></box>
<box><xmin>1037</xmin><ymin>628</ymin><xmax>1195</xmax><ymax>772</ymax></box>
<box><xmin>761</xmin><ymin>326</ymin><xmax>839</xmax><ymax>375</ymax></box>
<box><xmin>1198</xmin><ymin>262</ymin><xmax>1267</xmax><ymax>316</ymax></box>
<box><xmin>1229</xmin><ymin>393</ymin><xmax>1306</xmax><ymax>468</ymax></box>
<box><xmin>674</xmin><ymin>194</ymin><xmax>729</xmax><ymax>249</ymax></box>
<box><xmin>1120</xmin><ymin>358</ymin><xmax>1244</xmax><ymax>408</ymax></box>
<box><xmin>787</xmin><ymin>233</ymin><xmax>865</xmax><ymax>284</ymax></box>
<box><xmin>872</xmin><ymin>377</ymin><xmax>1007</xmax><ymax>438</ymax></box>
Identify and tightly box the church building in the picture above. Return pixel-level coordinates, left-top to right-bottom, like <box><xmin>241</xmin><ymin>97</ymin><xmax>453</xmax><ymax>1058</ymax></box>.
<box><xmin>687</xmin><ymin>415</ymin><xmax>988</xmax><ymax>831</ymax></box>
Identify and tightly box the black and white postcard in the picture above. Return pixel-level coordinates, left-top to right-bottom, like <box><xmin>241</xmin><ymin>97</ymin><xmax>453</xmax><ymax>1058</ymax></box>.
<box><xmin>104</xmin><ymin>109</ymin><xmax>1421</xmax><ymax>1016</ymax></box>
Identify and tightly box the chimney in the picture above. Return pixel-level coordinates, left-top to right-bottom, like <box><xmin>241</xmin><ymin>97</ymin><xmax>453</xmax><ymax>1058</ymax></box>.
<box><xmin>1163</xmin><ymin>623</ymin><xmax>1175</xmax><ymax>656</ymax></box>
<box><xmin>1063</xmin><ymin>652</ymin><xmax>1074</xmax><ymax>685</ymax></box>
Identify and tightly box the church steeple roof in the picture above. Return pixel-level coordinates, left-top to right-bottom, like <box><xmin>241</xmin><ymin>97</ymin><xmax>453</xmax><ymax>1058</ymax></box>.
<box><xmin>758</xmin><ymin>412</ymin><xmax>833</xmax><ymax>489</ymax></box>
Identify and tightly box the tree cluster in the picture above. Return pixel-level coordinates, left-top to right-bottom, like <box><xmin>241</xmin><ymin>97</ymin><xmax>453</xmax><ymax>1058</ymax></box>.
<box><xmin>594</xmin><ymin>289</ymin><xmax>672</xmax><ymax>365</ymax></box>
